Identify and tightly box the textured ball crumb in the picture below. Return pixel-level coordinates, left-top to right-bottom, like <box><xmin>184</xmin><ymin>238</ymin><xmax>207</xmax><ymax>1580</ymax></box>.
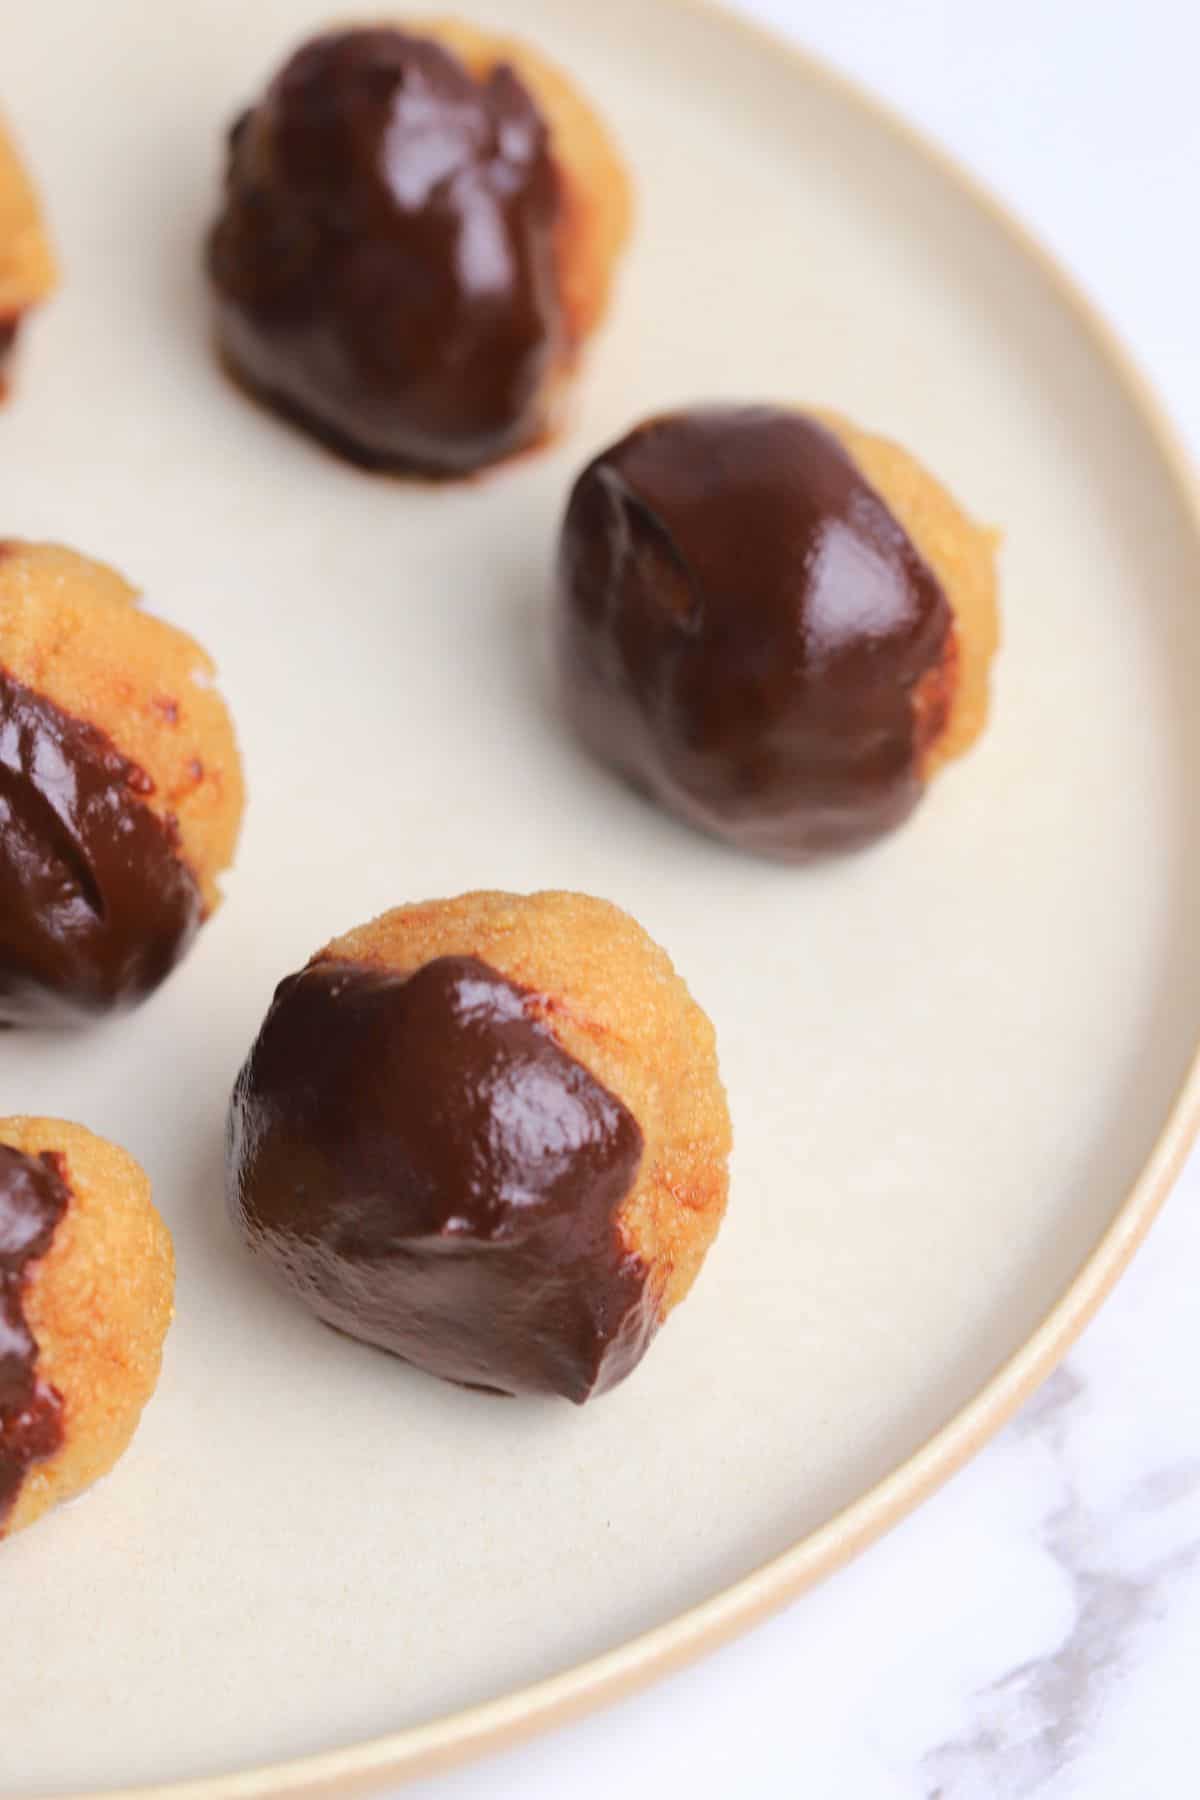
<box><xmin>326</xmin><ymin>891</ymin><xmax>730</xmax><ymax>1319</ymax></box>
<box><xmin>0</xmin><ymin>118</ymin><xmax>56</xmax><ymax>367</ymax></box>
<box><xmin>0</xmin><ymin>540</ymin><xmax>244</xmax><ymax>915</ymax></box>
<box><xmin>0</xmin><ymin>1117</ymin><xmax>174</xmax><ymax>1539</ymax></box>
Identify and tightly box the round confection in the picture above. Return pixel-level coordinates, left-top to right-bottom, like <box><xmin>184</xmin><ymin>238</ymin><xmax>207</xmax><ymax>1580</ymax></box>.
<box><xmin>556</xmin><ymin>404</ymin><xmax>999</xmax><ymax>860</ymax></box>
<box><xmin>0</xmin><ymin>118</ymin><xmax>57</xmax><ymax>394</ymax></box>
<box><xmin>208</xmin><ymin>20</ymin><xmax>631</xmax><ymax>476</ymax></box>
<box><xmin>227</xmin><ymin>891</ymin><xmax>730</xmax><ymax>1402</ymax></box>
<box><xmin>0</xmin><ymin>1117</ymin><xmax>174</xmax><ymax>1539</ymax></box>
<box><xmin>0</xmin><ymin>541</ymin><xmax>245</xmax><ymax>1025</ymax></box>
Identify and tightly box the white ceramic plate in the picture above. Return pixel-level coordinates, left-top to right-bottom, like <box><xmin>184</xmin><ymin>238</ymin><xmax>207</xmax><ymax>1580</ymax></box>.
<box><xmin>5</xmin><ymin>1</ymin><xmax>1200</xmax><ymax>1794</ymax></box>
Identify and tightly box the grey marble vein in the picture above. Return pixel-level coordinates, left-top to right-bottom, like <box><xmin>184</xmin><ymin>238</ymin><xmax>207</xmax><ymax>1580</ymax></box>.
<box><xmin>918</xmin><ymin>1364</ymin><xmax>1200</xmax><ymax>1798</ymax></box>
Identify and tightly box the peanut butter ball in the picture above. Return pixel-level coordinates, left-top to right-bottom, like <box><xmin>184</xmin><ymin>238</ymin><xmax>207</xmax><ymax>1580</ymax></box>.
<box><xmin>0</xmin><ymin>118</ymin><xmax>56</xmax><ymax>394</ymax></box>
<box><xmin>556</xmin><ymin>404</ymin><xmax>999</xmax><ymax>860</ymax></box>
<box><xmin>208</xmin><ymin>20</ymin><xmax>631</xmax><ymax>475</ymax></box>
<box><xmin>228</xmin><ymin>891</ymin><xmax>730</xmax><ymax>1402</ymax></box>
<box><xmin>0</xmin><ymin>541</ymin><xmax>245</xmax><ymax>1025</ymax></box>
<box><xmin>0</xmin><ymin>1118</ymin><xmax>174</xmax><ymax>1539</ymax></box>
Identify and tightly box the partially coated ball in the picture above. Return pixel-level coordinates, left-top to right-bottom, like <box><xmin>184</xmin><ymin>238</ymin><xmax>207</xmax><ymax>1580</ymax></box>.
<box><xmin>0</xmin><ymin>1117</ymin><xmax>174</xmax><ymax>1539</ymax></box>
<box><xmin>228</xmin><ymin>891</ymin><xmax>730</xmax><ymax>1402</ymax></box>
<box><xmin>0</xmin><ymin>541</ymin><xmax>245</xmax><ymax>1025</ymax></box>
<box><xmin>208</xmin><ymin>21</ymin><xmax>631</xmax><ymax>475</ymax></box>
<box><xmin>557</xmin><ymin>404</ymin><xmax>999</xmax><ymax>860</ymax></box>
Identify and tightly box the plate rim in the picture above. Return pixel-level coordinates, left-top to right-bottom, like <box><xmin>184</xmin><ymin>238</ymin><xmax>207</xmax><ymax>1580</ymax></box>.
<box><xmin>45</xmin><ymin>0</ymin><xmax>1200</xmax><ymax>1794</ymax></box>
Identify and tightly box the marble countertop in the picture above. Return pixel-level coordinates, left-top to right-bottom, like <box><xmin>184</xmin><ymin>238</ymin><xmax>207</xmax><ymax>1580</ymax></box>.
<box><xmin>396</xmin><ymin>3</ymin><xmax>1200</xmax><ymax>1794</ymax></box>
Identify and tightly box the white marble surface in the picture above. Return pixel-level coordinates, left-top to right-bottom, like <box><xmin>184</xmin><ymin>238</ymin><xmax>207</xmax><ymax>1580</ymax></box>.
<box><xmin>390</xmin><ymin>2</ymin><xmax>1200</xmax><ymax>1796</ymax></box>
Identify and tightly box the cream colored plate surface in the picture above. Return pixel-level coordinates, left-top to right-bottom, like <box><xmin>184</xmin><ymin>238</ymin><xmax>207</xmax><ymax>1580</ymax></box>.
<box><xmin>5</xmin><ymin>1</ymin><xmax>1200</xmax><ymax>1794</ymax></box>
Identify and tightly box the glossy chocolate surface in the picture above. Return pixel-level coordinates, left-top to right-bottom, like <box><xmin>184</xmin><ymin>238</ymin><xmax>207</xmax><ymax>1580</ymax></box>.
<box><xmin>228</xmin><ymin>954</ymin><xmax>651</xmax><ymax>1402</ymax></box>
<box><xmin>0</xmin><ymin>671</ymin><xmax>203</xmax><ymax>1026</ymax></box>
<box><xmin>208</xmin><ymin>28</ymin><xmax>565</xmax><ymax>475</ymax></box>
<box><xmin>0</xmin><ymin>1145</ymin><xmax>68</xmax><ymax>1524</ymax></box>
<box><xmin>556</xmin><ymin>405</ymin><xmax>955</xmax><ymax>860</ymax></box>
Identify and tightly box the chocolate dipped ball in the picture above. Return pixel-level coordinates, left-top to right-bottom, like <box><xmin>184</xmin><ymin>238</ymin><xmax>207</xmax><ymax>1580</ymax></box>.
<box><xmin>0</xmin><ymin>541</ymin><xmax>245</xmax><ymax>1025</ymax></box>
<box><xmin>208</xmin><ymin>20</ymin><xmax>631</xmax><ymax>475</ymax></box>
<box><xmin>0</xmin><ymin>1117</ymin><xmax>174</xmax><ymax>1539</ymax></box>
<box><xmin>0</xmin><ymin>119</ymin><xmax>56</xmax><ymax>394</ymax></box>
<box><xmin>556</xmin><ymin>404</ymin><xmax>999</xmax><ymax>860</ymax></box>
<box><xmin>228</xmin><ymin>891</ymin><xmax>730</xmax><ymax>1402</ymax></box>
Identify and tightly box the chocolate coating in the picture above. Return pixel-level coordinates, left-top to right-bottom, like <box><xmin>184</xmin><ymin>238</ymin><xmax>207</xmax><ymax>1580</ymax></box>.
<box><xmin>208</xmin><ymin>28</ymin><xmax>566</xmax><ymax>475</ymax></box>
<box><xmin>228</xmin><ymin>955</ymin><xmax>651</xmax><ymax>1402</ymax></box>
<box><xmin>0</xmin><ymin>318</ymin><xmax>18</xmax><ymax>397</ymax></box>
<box><xmin>0</xmin><ymin>672</ymin><xmax>203</xmax><ymax>1025</ymax></box>
<box><xmin>557</xmin><ymin>405</ymin><xmax>955</xmax><ymax>860</ymax></box>
<box><xmin>0</xmin><ymin>1145</ymin><xmax>68</xmax><ymax>1522</ymax></box>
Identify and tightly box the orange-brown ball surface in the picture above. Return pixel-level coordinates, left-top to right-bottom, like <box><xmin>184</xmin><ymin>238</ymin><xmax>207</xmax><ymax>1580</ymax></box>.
<box><xmin>0</xmin><ymin>119</ymin><xmax>56</xmax><ymax>394</ymax></box>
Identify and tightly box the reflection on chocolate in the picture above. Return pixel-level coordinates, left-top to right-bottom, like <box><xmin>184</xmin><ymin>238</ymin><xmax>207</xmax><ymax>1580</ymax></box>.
<box><xmin>0</xmin><ymin>1145</ymin><xmax>68</xmax><ymax>1524</ymax></box>
<box><xmin>0</xmin><ymin>672</ymin><xmax>203</xmax><ymax>1025</ymax></box>
<box><xmin>208</xmin><ymin>28</ymin><xmax>565</xmax><ymax>475</ymax></box>
<box><xmin>228</xmin><ymin>955</ymin><xmax>650</xmax><ymax>1402</ymax></box>
<box><xmin>556</xmin><ymin>405</ymin><xmax>955</xmax><ymax>860</ymax></box>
